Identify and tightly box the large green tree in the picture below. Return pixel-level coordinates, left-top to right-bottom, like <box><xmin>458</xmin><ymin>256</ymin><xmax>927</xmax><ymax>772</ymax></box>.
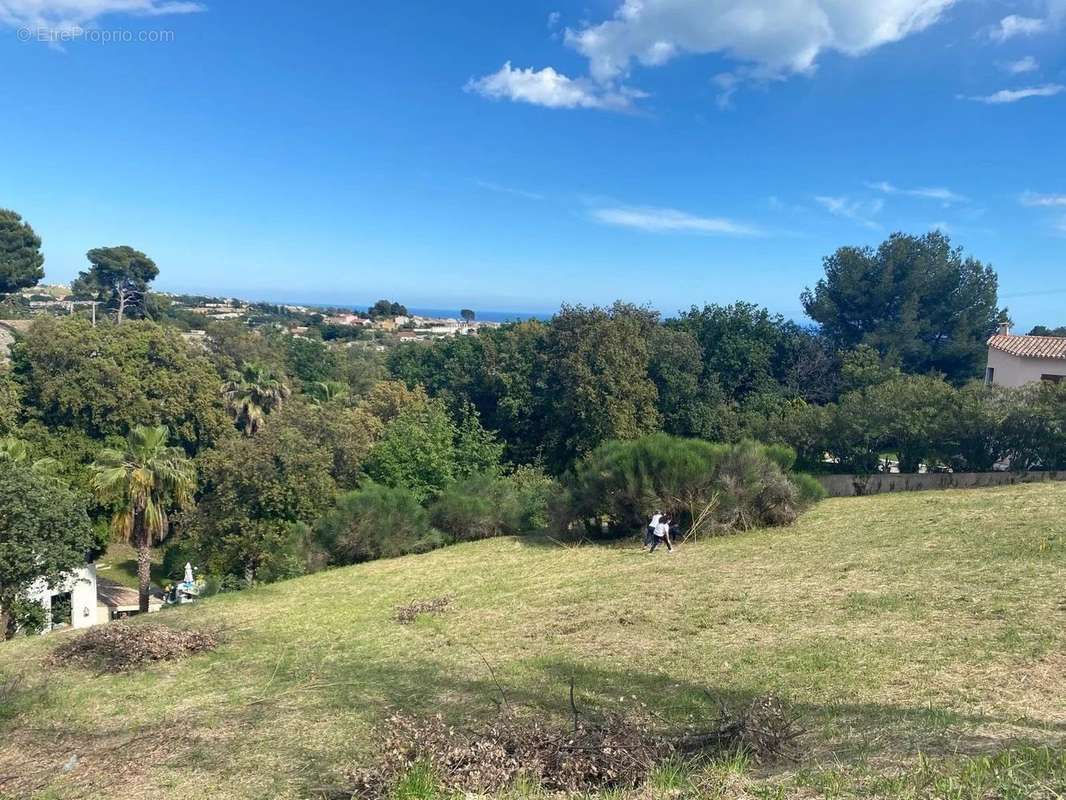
<box><xmin>364</xmin><ymin>398</ymin><xmax>501</xmax><ymax>500</ymax></box>
<box><xmin>186</xmin><ymin>422</ymin><xmax>337</xmax><ymax>583</ymax></box>
<box><xmin>0</xmin><ymin>464</ymin><xmax>94</xmax><ymax>638</ymax></box>
<box><xmin>72</xmin><ymin>245</ymin><xmax>159</xmax><ymax>323</ymax></box>
<box><xmin>670</xmin><ymin>302</ymin><xmax>833</xmax><ymax>403</ymax></box>
<box><xmin>0</xmin><ymin>209</ymin><xmax>45</xmax><ymax>297</ymax></box>
<box><xmin>541</xmin><ymin>303</ymin><xmax>661</xmax><ymax>473</ymax></box>
<box><xmin>801</xmin><ymin>232</ymin><xmax>1000</xmax><ymax>383</ymax></box>
<box><xmin>92</xmin><ymin>426</ymin><xmax>196</xmax><ymax>612</ymax></box>
<box><xmin>13</xmin><ymin>317</ymin><xmax>230</xmax><ymax>453</ymax></box>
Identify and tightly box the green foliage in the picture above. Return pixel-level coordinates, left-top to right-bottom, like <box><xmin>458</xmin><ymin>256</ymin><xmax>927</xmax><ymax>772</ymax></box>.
<box><xmin>317</xmin><ymin>482</ymin><xmax>442</xmax><ymax>565</ymax></box>
<box><xmin>283</xmin><ymin>335</ymin><xmax>340</xmax><ymax>388</ymax></box>
<box><xmin>0</xmin><ymin>464</ymin><xmax>94</xmax><ymax>638</ymax></box>
<box><xmin>222</xmin><ymin>362</ymin><xmax>292</xmax><ymax>436</ymax></box>
<box><xmin>185</xmin><ymin>422</ymin><xmax>337</xmax><ymax>582</ymax></box>
<box><xmin>272</xmin><ymin>398</ymin><xmax>380</xmax><ymax>490</ymax></box>
<box><xmin>71</xmin><ymin>245</ymin><xmax>159</xmax><ymax>322</ymax></box>
<box><xmin>0</xmin><ymin>209</ymin><xmax>45</xmax><ymax>296</ymax></box>
<box><xmin>671</xmin><ymin>301</ymin><xmax>827</xmax><ymax>402</ymax></box>
<box><xmin>839</xmin><ymin>344</ymin><xmax>900</xmax><ymax>393</ymax></box>
<box><xmin>453</xmin><ymin>404</ymin><xmax>505</xmax><ymax>479</ymax></box>
<box><xmin>999</xmin><ymin>381</ymin><xmax>1066</xmax><ymax>470</ymax></box>
<box><xmin>429</xmin><ymin>470</ymin><xmax>554</xmax><ymax>541</ymax></box>
<box><xmin>648</xmin><ymin>325</ymin><xmax>732</xmax><ymax>440</ymax></box>
<box><xmin>1028</xmin><ymin>325</ymin><xmax>1066</xmax><ymax>337</ymax></box>
<box><xmin>541</xmin><ymin>303</ymin><xmax>662</xmax><ymax>472</ymax></box>
<box><xmin>365</xmin><ymin>398</ymin><xmax>501</xmax><ymax>501</ymax></box>
<box><xmin>802</xmin><ymin>231</ymin><xmax>1000</xmax><ymax>383</ymax></box>
<box><xmin>565</xmin><ymin>433</ymin><xmax>727</xmax><ymax>535</ymax></box>
<box><xmin>712</xmin><ymin>440</ymin><xmax>803</xmax><ymax>530</ymax></box>
<box><xmin>564</xmin><ymin>435</ymin><xmax>819</xmax><ymax>538</ymax></box>
<box><xmin>369</xmin><ymin>299</ymin><xmax>408</xmax><ymax>319</ymax></box>
<box><xmin>0</xmin><ymin>372</ymin><xmax>20</xmax><ymax>435</ymax></box>
<box><xmin>13</xmin><ymin>317</ymin><xmax>230</xmax><ymax>454</ymax></box>
<box><xmin>91</xmin><ymin>425</ymin><xmax>196</xmax><ymax>610</ymax></box>
<box><xmin>790</xmin><ymin>472</ymin><xmax>828</xmax><ymax>505</ymax></box>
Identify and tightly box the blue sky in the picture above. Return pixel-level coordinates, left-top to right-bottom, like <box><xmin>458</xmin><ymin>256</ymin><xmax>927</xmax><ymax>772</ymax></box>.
<box><xmin>1</xmin><ymin>0</ymin><xmax>1064</xmax><ymax>326</ymax></box>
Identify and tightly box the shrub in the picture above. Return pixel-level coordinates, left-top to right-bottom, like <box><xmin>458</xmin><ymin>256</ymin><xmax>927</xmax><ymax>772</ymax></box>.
<box><xmin>508</xmin><ymin>466</ymin><xmax>558</xmax><ymax>531</ymax></box>
<box><xmin>790</xmin><ymin>472</ymin><xmax>828</xmax><ymax>505</ymax></box>
<box><xmin>429</xmin><ymin>473</ymin><xmax>517</xmax><ymax>541</ymax></box>
<box><xmin>562</xmin><ymin>435</ymin><xmax>820</xmax><ymax>538</ymax></box>
<box><xmin>317</xmin><ymin>482</ymin><xmax>444</xmax><ymax>565</ymax></box>
<box><xmin>428</xmin><ymin>469</ymin><xmax>556</xmax><ymax>541</ymax></box>
<box><xmin>1000</xmin><ymin>381</ymin><xmax>1066</xmax><ymax>470</ymax></box>
<box><xmin>565</xmin><ymin>433</ymin><xmax>728</xmax><ymax>536</ymax></box>
<box><xmin>713</xmin><ymin>440</ymin><xmax>801</xmax><ymax>529</ymax></box>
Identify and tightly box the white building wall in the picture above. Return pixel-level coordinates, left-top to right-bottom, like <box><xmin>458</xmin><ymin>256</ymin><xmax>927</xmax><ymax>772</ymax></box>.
<box><xmin>25</xmin><ymin>564</ymin><xmax>98</xmax><ymax>632</ymax></box>
<box><xmin>987</xmin><ymin>349</ymin><xmax>1066</xmax><ymax>388</ymax></box>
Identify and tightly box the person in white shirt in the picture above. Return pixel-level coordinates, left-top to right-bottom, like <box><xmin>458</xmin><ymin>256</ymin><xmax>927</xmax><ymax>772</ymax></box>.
<box><xmin>645</xmin><ymin>512</ymin><xmax>662</xmax><ymax>549</ymax></box>
<box><xmin>648</xmin><ymin>516</ymin><xmax>673</xmax><ymax>552</ymax></box>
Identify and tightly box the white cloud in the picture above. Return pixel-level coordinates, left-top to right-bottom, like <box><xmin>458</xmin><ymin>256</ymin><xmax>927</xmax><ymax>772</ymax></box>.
<box><xmin>0</xmin><ymin>0</ymin><xmax>203</xmax><ymax>31</ymax></box>
<box><xmin>1021</xmin><ymin>191</ymin><xmax>1066</xmax><ymax>207</ymax></box>
<box><xmin>1002</xmin><ymin>56</ymin><xmax>1039</xmax><ymax>74</ymax></box>
<box><xmin>866</xmin><ymin>181</ymin><xmax>968</xmax><ymax>204</ymax></box>
<box><xmin>967</xmin><ymin>84</ymin><xmax>1065</xmax><ymax>103</ymax></box>
<box><xmin>989</xmin><ymin>1</ymin><xmax>1066</xmax><ymax>41</ymax></box>
<box><xmin>563</xmin><ymin>0</ymin><xmax>957</xmax><ymax>84</ymax></box>
<box><xmin>547</xmin><ymin>11</ymin><xmax>561</xmax><ymax>29</ymax></box>
<box><xmin>464</xmin><ymin>62</ymin><xmax>643</xmax><ymax>111</ymax></box>
<box><xmin>815</xmin><ymin>196</ymin><xmax>884</xmax><ymax>229</ymax></box>
<box><xmin>990</xmin><ymin>14</ymin><xmax>1049</xmax><ymax>41</ymax></box>
<box><xmin>590</xmin><ymin>204</ymin><xmax>761</xmax><ymax>235</ymax></box>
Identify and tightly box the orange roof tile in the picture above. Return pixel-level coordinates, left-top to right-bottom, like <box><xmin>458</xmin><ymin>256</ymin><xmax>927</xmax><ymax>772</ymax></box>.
<box><xmin>988</xmin><ymin>334</ymin><xmax>1066</xmax><ymax>360</ymax></box>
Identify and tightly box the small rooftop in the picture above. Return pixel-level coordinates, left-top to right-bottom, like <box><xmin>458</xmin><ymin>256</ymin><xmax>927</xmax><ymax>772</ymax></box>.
<box><xmin>987</xmin><ymin>333</ymin><xmax>1066</xmax><ymax>361</ymax></box>
<box><xmin>97</xmin><ymin>577</ymin><xmax>165</xmax><ymax>609</ymax></box>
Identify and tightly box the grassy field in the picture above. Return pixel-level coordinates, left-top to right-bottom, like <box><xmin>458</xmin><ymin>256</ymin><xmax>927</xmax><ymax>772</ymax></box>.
<box><xmin>1</xmin><ymin>483</ymin><xmax>1065</xmax><ymax>799</ymax></box>
<box><xmin>93</xmin><ymin>542</ymin><xmax>165</xmax><ymax>590</ymax></box>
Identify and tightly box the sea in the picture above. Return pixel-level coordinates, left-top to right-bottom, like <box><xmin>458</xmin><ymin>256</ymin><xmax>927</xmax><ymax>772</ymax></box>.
<box><xmin>296</xmin><ymin>303</ymin><xmax>550</xmax><ymax>323</ymax></box>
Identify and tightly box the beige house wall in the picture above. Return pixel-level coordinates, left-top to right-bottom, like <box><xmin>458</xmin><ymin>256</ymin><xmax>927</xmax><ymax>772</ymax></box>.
<box><xmin>986</xmin><ymin>348</ymin><xmax>1066</xmax><ymax>388</ymax></box>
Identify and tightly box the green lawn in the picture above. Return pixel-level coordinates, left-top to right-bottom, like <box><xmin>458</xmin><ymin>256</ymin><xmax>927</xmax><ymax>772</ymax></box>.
<box><xmin>2</xmin><ymin>483</ymin><xmax>1064</xmax><ymax>799</ymax></box>
<box><xmin>93</xmin><ymin>542</ymin><xmax>166</xmax><ymax>590</ymax></box>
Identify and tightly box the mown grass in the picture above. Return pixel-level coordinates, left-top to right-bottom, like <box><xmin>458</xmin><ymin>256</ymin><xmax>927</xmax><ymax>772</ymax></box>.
<box><xmin>1</xmin><ymin>482</ymin><xmax>1064</xmax><ymax>799</ymax></box>
<box><xmin>93</xmin><ymin>542</ymin><xmax>166</xmax><ymax>590</ymax></box>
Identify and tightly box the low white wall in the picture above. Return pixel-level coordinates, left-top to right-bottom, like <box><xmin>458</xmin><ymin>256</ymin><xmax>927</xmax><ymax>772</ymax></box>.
<box><xmin>817</xmin><ymin>470</ymin><xmax>1066</xmax><ymax>497</ymax></box>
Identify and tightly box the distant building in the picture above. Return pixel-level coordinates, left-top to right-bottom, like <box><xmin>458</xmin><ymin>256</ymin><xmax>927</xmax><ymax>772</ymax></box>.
<box><xmin>986</xmin><ymin>323</ymin><xmax>1066</xmax><ymax>387</ymax></box>
<box><xmin>25</xmin><ymin>565</ymin><xmax>100</xmax><ymax>631</ymax></box>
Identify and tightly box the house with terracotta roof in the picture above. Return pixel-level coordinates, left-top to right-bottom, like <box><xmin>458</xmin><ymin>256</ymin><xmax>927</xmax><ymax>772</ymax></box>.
<box><xmin>985</xmin><ymin>323</ymin><xmax>1066</xmax><ymax>388</ymax></box>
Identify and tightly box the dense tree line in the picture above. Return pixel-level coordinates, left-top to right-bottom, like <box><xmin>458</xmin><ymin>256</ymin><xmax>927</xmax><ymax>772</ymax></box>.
<box><xmin>2</xmin><ymin>211</ymin><xmax>1063</xmax><ymax>631</ymax></box>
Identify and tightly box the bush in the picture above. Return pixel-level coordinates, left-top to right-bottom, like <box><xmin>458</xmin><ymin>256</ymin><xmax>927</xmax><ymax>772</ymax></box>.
<box><xmin>429</xmin><ymin>473</ymin><xmax>515</xmax><ymax>541</ymax></box>
<box><xmin>428</xmin><ymin>469</ymin><xmax>557</xmax><ymax>541</ymax></box>
<box><xmin>562</xmin><ymin>435</ymin><xmax>820</xmax><ymax>538</ymax></box>
<box><xmin>713</xmin><ymin>440</ymin><xmax>801</xmax><ymax>529</ymax></box>
<box><xmin>791</xmin><ymin>472</ymin><xmax>828</xmax><ymax>505</ymax></box>
<box><xmin>565</xmin><ymin>433</ymin><xmax>728</xmax><ymax>536</ymax></box>
<box><xmin>317</xmin><ymin>482</ymin><xmax>445</xmax><ymax>565</ymax></box>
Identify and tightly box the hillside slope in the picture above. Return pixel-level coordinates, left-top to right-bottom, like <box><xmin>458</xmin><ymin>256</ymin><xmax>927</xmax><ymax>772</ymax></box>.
<box><xmin>2</xmin><ymin>483</ymin><xmax>1065</xmax><ymax>799</ymax></box>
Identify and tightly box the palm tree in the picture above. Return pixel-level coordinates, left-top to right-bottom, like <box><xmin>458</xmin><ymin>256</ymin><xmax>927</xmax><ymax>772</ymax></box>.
<box><xmin>91</xmin><ymin>426</ymin><xmax>196</xmax><ymax>613</ymax></box>
<box><xmin>308</xmin><ymin>380</ymin><xmax>350</xmax><ymax>406</ymax></box>
<box><xmin>0</xmin><ymin>436</ymin><xmax>60</xmax><ymax>474</ymax></box>
<box><xmin>222</xmin><ymin>363</ymin><xmax>291</xmax><ymax>435</ymax></box>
